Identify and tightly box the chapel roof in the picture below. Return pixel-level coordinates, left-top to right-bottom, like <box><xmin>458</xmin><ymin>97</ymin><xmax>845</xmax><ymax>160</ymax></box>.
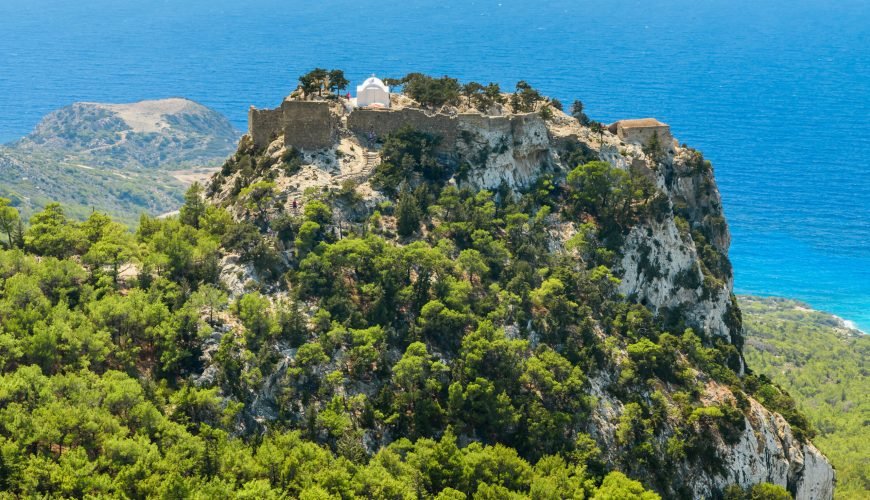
<box><xmin>616</xmin><ymin>118</ymin><xmax>668</xmax><ymax>129</ymax></box>
<box><xmin>358</xmin><ymin>75</ymin><xmax>389</xmax><ymax>91</ymax></box>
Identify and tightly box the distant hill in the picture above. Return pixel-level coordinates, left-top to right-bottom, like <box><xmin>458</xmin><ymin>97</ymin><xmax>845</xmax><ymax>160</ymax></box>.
<box><xmin>11</xmin><ymin>98</ymin><xmax>239</xmax><ymax>168</ymax></box>
<box><xmin>741</xmin><ymin>296</ymin><xmax>869</xmax><ymax>499</ymax></box>
<box><xmin>0</xmin><ymin>98</ymin><xmax>240</xmax><ymax>225</ymax></box>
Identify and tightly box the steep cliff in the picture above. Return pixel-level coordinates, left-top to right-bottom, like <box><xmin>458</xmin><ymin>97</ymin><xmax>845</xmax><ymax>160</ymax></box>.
<box><xmin>202</xmin><ymin>95</ymin><xmax>834</xmax><ymax>499</ymax></box>
<box><xmin>551</xmin><ymin>120</ymin><xmax>830</xmax><ymax>498</ymax></box>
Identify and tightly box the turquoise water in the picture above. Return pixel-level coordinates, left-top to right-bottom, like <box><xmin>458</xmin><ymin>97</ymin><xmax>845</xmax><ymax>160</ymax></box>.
<box><xmin>1</xmin><ymin>0</ymin><xmax>868</xmax><ymax>330</ymax></box>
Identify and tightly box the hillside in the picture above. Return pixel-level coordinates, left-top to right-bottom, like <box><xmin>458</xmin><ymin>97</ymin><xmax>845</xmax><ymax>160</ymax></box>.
<box><xmin>11</xmin><ymin>98</ymin><xmax>239</xmax><ymax>168</ymax></box>
<box><xmin>0</xmin><ymin>98</ymin><xmax>239</xmax><ymax>225</ymax></box>
<box><xmin>741</xmin><ymin>296</ymin><xmax>869</xmax><ymax>499</ymax></box>
<box><xmin>0</xmin><ymin>76</ymin><xmax>835</xmax><ymax>498</ymax></box>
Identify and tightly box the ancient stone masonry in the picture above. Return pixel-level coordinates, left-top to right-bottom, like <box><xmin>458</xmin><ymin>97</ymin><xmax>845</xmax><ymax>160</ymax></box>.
<box><xmin>609</xmin><ymin>118</ymin><xmax>672</xmax><ymax>147</ymax></box>
<box><xmin>248</xmin><ymin>100</ymin><xmax>337</xmax><ymax>150</ymax></box>
<box><xmin>281</xmin><ymin>101</ymin><xmax>337</xmax><ymax>150</ymax></box>
<box><xmin>248</xmin><ymin>106</ymin><xmax>283</xmax><ymax>149</ymax></box>
<box><xmin>348</xmin><ymin>108</ymin><xmax>547</xmax><ymax>156</ymax></box>
<box><xmin>347</xmin><ymin>107</ymin><xmax>459</xmax><ymax>153</ymax></box>
<box><xmin>248</xmin><ymin>97</ymin><xmax>547</xmax><ymax>162</ymax></box>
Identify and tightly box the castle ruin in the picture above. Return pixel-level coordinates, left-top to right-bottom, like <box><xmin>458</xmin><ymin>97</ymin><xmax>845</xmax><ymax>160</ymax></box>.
<box><xmin>248</xmin><ymin>96</ymin><xmax>547</xmax><ymax>157</ymax></box>
<box><xmin>248</xmin><ymin>85</ymin><xmax>672</xmax><ymax>173</ymax></box>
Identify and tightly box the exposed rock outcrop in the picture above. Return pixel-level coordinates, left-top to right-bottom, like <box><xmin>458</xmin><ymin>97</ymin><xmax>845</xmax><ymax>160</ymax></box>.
<box><xmin>587</xmin><ymin>374</ymin><xmax>834</xmax><ymax>498</ymax></box>
<box><xmin>456</xmin><ymin>112</ymin><xmax>553</xmax><ymax>189</ymax></box>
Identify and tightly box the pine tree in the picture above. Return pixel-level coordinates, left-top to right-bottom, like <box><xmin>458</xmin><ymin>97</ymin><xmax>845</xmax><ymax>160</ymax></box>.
<box><xmin>396</xmin><ymin>187</ymin><xmax>421</xmax><ymax>237</ymax></box>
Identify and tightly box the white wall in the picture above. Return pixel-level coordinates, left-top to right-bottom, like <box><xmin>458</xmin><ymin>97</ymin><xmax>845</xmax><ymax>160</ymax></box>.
<box><xmin>357</xmin><ymin>88</ymin><xmax>390</xmax><ymax>108</ymax></box>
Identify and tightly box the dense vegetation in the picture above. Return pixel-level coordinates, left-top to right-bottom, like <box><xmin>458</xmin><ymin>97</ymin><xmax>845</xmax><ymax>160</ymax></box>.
<box><xmin>383</xmin><ymin>72</ymin><xmax>560</xmax><ymax>116</ymax></box>
<box><xmin>0</xmin><ymin>147</ymin><xmax>188</xmax><ymax>226</ymax></box>
<box><xmin>0</xmin><ymin>124</ymin><xmax>809</xmax><ymax>498</ymax></box>
<box><xmin>741</xmin><ymin>297</ymin><xmax>869</xmax><ymax>499</ymax></box>
<box><xmin>0</xmin><ymin>197</ymin><xmax>666</xmax><ymax>498</ymax></box>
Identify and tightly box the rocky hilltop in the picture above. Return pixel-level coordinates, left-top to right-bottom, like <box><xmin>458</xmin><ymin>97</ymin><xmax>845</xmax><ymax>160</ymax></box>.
<box><xmin>12</xmin><ymin>98</ymin><xmax>239</xmax><ymax>168</ymax></box>
<box><xmin>0</xmin><ymin>98</ymin><xmax>240</xmax><ymax>224</ymax></box>
<box><xmin>199</xmin><ymin>80</ymin><xmax>834</xmax><ymax>499</ymax></box>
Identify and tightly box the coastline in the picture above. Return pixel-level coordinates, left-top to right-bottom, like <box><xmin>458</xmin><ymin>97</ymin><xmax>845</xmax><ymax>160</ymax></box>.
<box><xmin>738</xmin><ymin>295</ymin><xmax>867</xmax><ymax>335</ymax></box>
<box><xmin>841</xmin><ymin>318</ymin><xmax>867</xmax><ymax>335</ymax></box>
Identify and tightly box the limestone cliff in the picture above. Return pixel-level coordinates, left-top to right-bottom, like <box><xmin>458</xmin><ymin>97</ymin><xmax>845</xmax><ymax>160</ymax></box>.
<box><xmin>207</xmin><ymin>96</ymin><xmax>834</xmax><ymax>499</ymax></box>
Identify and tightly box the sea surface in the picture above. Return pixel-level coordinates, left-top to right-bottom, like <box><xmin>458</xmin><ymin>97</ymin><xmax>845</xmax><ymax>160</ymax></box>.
<box><xmin>1</xmin><ymin>0</ymin><xmax>868</xmax><ymax>330</ymax></box>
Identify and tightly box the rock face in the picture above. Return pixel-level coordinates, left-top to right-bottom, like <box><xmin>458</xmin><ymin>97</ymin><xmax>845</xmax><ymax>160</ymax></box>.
<box><xmin>456</xmin><ymin>112</ymin><xmax>552</xmax><ymax>190</ymax></box>
<box><xmin>507</xmin><ymin>114</ymin><xmax>739</xmax><ymax>346</ymax></box>
<box><xmin>560</xmin><ymin>125</ymin><xmax>832</xmax><ymax>498</ymax></box>
<box><xmin>618</xmin><ymin>217</ymin><xmax>733</xmax><ymax>340</ymax></box>
<box><xmin>571</xmin><ymin>126</ymin><xmax>832</xmax><ymax>498</ymax></box>
<box><xmin>684</xmin><ymin>388</ymin><xmax>834</xmax><ymax>499</ymax></box>
<box><xmin>590</xmin><ymin>375</ymin><xmax>834</xmax><ymax>498</ymax></box>
<box><xmin>615</xmin><ymin>148</ymin><xmax>739</xmax><ymax>345</ymax></box>
<box><xmin>214</xmin><ymin>98</ymin><xmax>835</xmax><ymax>498</ymax></box>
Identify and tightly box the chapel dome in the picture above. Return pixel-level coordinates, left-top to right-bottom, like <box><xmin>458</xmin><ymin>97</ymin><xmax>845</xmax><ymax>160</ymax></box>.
<box><xmin>360</xmin><ymin>76</ymin><xmax>388</xmax><ymax>91</ymax></box>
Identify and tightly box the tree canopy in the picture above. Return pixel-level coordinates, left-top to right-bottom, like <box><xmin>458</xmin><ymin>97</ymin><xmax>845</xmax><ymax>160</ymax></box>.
<box><xmin>0</xmin><ymin>133</ymin><xmax>821</xmax><ymax>499</ymax></box>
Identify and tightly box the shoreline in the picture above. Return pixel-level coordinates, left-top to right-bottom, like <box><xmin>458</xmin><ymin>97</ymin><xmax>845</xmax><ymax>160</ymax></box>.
<box><xmin>738</xmin><ymin>294</ymin><xmax>868</xmax><ymax>335</ymax></box>
<box><xmin>841</xmin><ymin>318</ymin><xmax>867</xmax><ymax>335</ymax></box>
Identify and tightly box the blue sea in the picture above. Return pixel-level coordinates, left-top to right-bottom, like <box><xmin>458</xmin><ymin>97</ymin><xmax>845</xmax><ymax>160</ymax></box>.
<box><xmin>1</xmin><ymin>0</ymin><xmax>868</xmax><ymax>330</ymax></box>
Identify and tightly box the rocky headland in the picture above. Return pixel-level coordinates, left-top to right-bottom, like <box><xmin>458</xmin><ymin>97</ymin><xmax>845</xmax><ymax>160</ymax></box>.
<box><xmin>201</xmin><ymin>79</ymin><xmax>835</xmax><ymax>499</ymax></box>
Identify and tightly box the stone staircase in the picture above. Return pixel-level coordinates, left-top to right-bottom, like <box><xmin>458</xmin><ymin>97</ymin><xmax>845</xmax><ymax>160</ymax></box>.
<box><xmin>333</xmin><ymin>149</ymin><xmax>379</xmax><ymax>184</ymax></box>
<box><xmin>363</xmin><ymin>150</ymin><xmax>380</xmax><ymax>172</ymax></box>
<box><xmin>279</xmin><ymin>149</ymin><xmax>381</xmax><ymax>210</ymax></box>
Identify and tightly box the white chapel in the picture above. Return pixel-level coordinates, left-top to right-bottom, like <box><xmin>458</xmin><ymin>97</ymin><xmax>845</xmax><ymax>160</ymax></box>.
<box><xmin>355</xmin><ymin>75</ymin><xmax>391</xmax><ymax>108</ymax></box>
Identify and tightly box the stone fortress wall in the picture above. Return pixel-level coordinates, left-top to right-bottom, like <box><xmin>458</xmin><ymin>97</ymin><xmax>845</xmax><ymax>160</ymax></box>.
<box><xmin>248</xmin><ymin>100</ymin><xmax>338</xmax><ymax>150</ymax></box>
<box><xmin>249</xmin><ymin>97</ymin><xmax>547</xmax><ymax>155</ymax></box>
<box><xmin>248</xmin><ymin>107</ymin><xmax>284</xmax><ymax>149</ymax></box>
<box><xmin>347</xmin><ymin>108</ymin><xmax>459</xmax><ymax>152</ymax></box>
<box><xmin>281</xmin><ymin>101</ymin><xmax>337</xmax><ymax>150</ymax></box>
<box><xmin>249</xmin><ymin>97</ymin><xmax>668</xmax><ymax>182</ymax></box>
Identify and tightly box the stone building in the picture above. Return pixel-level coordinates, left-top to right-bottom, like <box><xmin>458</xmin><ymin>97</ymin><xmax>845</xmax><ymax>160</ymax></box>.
<box><xmin>609</xmin><ymin>118</ymin><xmax>672</xmax><ymax>146</ymax></box>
